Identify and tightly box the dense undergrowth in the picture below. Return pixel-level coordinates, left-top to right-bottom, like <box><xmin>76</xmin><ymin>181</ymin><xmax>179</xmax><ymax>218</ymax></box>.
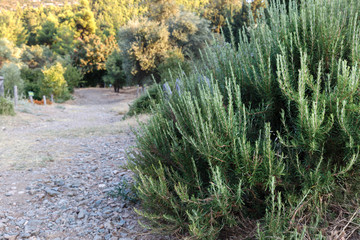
<box><xmin>126</xmin><ymin>85</ymin><xmax>161</xmax><ymax>118</ymax></box>
<box><xmin>128</xmin><ymin>0</ymin><xmax>360</xmax><ymax>239</ymax></box>
<box><xmin>0</xmin><ymin>96</ymin><xmax>14</xmax><ymax>115</ymax></box>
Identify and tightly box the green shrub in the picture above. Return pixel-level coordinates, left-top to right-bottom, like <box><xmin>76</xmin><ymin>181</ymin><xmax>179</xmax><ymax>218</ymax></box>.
<box><xmin>103</xmin><ymin>49</ymin><xmax>126</xmax><ymax>92</ymax></box>
<box><xmin>0</xmin><ymin>38</ymin><xmax>19</xmax><ymax>68</ymax></box>
<box><xmin>1</xmin><ymin>63</ymin><xmax>24</xmax><ymax>97</ymax></box>
<box><xmin>21</xmin><ymin>66</ymin><xmax>44</xmax><ymax>100</ymax></box>
<box><xmin>129</xmin><ymin>0</ymin><xmax>360</xmax><ymax>239</ymax></box>
<box><xmin>21</xmin><ymin>45</ymin><xmax>55</xmax><ymax>69</ymax></box>
<box><xmin>0</xmin><ymin>97</ymin><xmax>14</xmax><ymax>115</ymax></box>
<box><xmin>156</xmin><ymin>51</ymin><xmax>191</xmax><ymax>82</ymax></box>
<box><xmin>63</xmin><ymin>64</ymin><xmax>83</xmax><ymax>93</ymax></box>
<box><xmin>110</xmin><ymin>178</ymin><xmax>139</xmax><ymax>204</ymax></box>
<box><xmin>41</xmin><ymin>62</ymin><xmax>70</xmax><ymax>101</ymax></box>
<box><xmin>126</xmin><ymin>84</ymin><xmax>161</xmax><ymax>117</ymax></box>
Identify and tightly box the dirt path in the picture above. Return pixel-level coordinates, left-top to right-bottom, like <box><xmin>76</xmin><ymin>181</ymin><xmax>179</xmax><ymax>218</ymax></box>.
<box><xmin>0</xmin><ymin>88</ymin><xmax>161</xmax><ymax>240</ymax></box>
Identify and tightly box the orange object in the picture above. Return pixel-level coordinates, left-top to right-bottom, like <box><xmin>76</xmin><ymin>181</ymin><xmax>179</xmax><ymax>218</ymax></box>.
<box><xmin>28</xmin><ymin>99</ymin><xmax>53</xmax><ymax>105</ymax></box>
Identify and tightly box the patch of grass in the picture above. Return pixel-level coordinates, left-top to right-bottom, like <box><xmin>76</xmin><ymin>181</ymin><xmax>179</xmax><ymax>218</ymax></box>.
<box><xmin>0</xmin><ymin>97</ymin><xmax>15</xmax><ymax>115</ymax></box>
<box><xmin>55</xmin><ymin>105</ymin><xmax>65</xmax><ymax>110</ymax></box>
<box><xmin>39</xmin><ymin>154</ymin><xmax>55</xmax><ymax>167</ymax></box>
<box><xmin>110</xmin><ymin>178</ymin><xmax>139</xmax><ymax>204</ymax></box>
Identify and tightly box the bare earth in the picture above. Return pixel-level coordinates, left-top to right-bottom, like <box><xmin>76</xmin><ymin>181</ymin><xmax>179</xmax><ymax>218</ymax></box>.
<box><xmin>0</xmin><ymin>88</ymin><xmax>163</xmax><ymax>240</ymax></box>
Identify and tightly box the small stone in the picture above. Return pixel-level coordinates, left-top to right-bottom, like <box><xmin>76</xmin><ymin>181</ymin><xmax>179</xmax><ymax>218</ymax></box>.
<box><xmin>120</xmin><ymin>233</ymin><xmax>128</xmax><ymax>238</ymax></box>
<box><xmin>44</xmin><ymin>188</ymin><xmax>60</xmax><ymax>197</ymax></box>
<box><xmin>67</xmin><ymin>191</ymin><xmax>76</xmax><ymax>197</ymax></box>
<box><xmin>3</xmin><ymin>234</ymin><xmax>17</xmax><ymax>240</ymax></box>
<box><xmin>78</xmin><ymin>209</ymin><xmax>87</xmax><ymax>219</ymax></box>
<box><xmin>94</xmin><ymin>200</ymin><xmax>102</xmax><ymax>207</ymax></box>
<box><xmin>70</xmin><ymin>182</ymin><xmax>81</xmax><ymax>188</ymax></box>
<box><xmin>25</xmin><ymin>220</ymin><xmax>42</xmax><ymax>234</ymax></box>
<box><xmin>15</xmin><ymin>219</ymin><xmax>26</xmax><ymax>226</ymax></box>
<box><xmin>54</xmin><ymin>179</ymin><xmax>65</xmax><ymax>186</ymax></box>
<box><xmin>21</xmin><ymin>232</ymin><xmax>31</xmax><ymax>238</ymax></box>
<box><xmin>119</xmin><ymin>219</ymin><xmax>126</xmax><ymax>226</ymax></box>
<box><xmin>104</xmin><ymin>221</ymin><xmax>113</xmax><ymax>230</ymax></box>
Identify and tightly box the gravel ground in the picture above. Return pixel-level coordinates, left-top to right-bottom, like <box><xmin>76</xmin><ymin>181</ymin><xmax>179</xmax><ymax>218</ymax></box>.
<box><xmin>0</xmin><ymin>88</ymin><xmax>168</xmax><ymax>240</ymax></box>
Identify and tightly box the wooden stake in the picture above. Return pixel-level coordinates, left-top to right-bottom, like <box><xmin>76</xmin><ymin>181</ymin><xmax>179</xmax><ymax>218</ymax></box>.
<box><xmin>14</xmin><ymin>85</ymin><xmax>18</xmax><ymax>106</ymax></box>
<box><xmin>0</xmin><ymin>77</ymin><xmax>4</xmax><ymax>97</ymax></box>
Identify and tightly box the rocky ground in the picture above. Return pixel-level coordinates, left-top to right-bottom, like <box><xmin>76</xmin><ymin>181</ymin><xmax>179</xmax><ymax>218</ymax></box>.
<box><xmin>0</xmin><ymin>88</ymin><xmax>167</xmax><ymax>240</ymax></box>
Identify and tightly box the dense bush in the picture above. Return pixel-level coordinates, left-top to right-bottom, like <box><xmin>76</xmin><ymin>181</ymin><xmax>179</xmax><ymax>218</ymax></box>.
<box><xmin>21</xmin><ymin>45</ymin><xmax>55</xmax><ymax>69</ymax></box>
<box><xmin>129</xmin><ymin>0</ymin><xmax>360</xmax><ymax>239</ymax></box>
<box><xmin>1</xmin><ymin>63</ymin><xmax>24</xmax><ymax>97</ymax></box>
<box><xmin>118</xmin><ymin>7</ymin><xmax>212</xmax><ymax>86</ymax></box>
<box><xmin>21</xmin><ymin>67</ymin><xmax>44</xmax><ymax>100</ymax></box>
<box><xmin>0</xmin><ymin>38</ymin><xmax>19</xmax><ymax>68</ymax></box>
<box><xmin>41</xmin><ymin>62</ymin><xmax>70</xmax><ymax>100</ymax></box>
<box><xmin>63</xmin><ymin>64</ymin><xmax>83</xmax><ymax>93</ymax></box>
<box><xmin>119</xmin><ymin>17</ymin><xmax>172</xmax><ymax>86</ymax></box>
<box><xmin>0</xmin><ymin>97</ymin><xmax>15</xmax><ymax>115</ymax></box>
<box><xmin>126</xmin><ymin>84</ymin><xmax>161</xmax><ymax>117</ymax></box>
<box><xmin>72</xmin><ymin>34</ymin><xmax>116</xmax><ymax>86</ymax></box>
<box><xmin>156</xmin><ymin>51</ymin><xmax>191</xmax><ymax>82</ymax></box>
<box><xmin>103</xmin><ymin>49</ymin><xmax>126</xmax><ymax>92</ymax></box>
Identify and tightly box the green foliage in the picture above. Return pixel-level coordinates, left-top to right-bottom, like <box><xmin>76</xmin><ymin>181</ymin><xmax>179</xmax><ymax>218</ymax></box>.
<box><xmin>174</xmin><ymin>0</ymin><xmax>209</xmax><ymax>13</ymax></box>
<box><xmin>126</xmin><ymin>84</ymin><xmax>161</xmax><ymax>117</ymax></box>
<box><xmin>36</xmin><ymin>14</ymin><xmax>59</xmax><ymax>46</ymax></box>
<box><xmin>156</xmin><ymin>52</ymin><xmax>191</xmax><ymax>82</ymax></box>
<box><xmin>63</xmin><ymin>64</ymin><xmax>83</xmax><ymax>93</ymax></box>
<box><xmin>21</xmin><ymin>66</ymin><xmax>44</xmax><ymax>100</ymax></box>
<box><xmin>0</xmin><ymin>38</ymin><xmax>19</xmax><ymax>68</ymax></box>
<box><xmin>110</xmin><ymin>178</ymin><xmax>139</xmax><ymax>203</ymax></box>
<box><xmin>41</xmin><ymin>62</ymin><xmax>69</xmax><ymax>100</ymax></box>
<box><xmin>147</xmin><ymin>0</ymin><xmax>180</xmax><ymax>22</ymax></box>
<box><xmin>202</xmin><ymin>0</ymin><xmax>243</xmax><ymax>33</ymax></box>
<box><xmin>90</xmin><ymin>0</ymin><xmax>147</xmax><ymax>37</ymax></box>
<box><xmin>0</xmin><ymin>9</ymin><xmax>28</xmax><ymax>45</ymax></box>
<box><xmin>72</xmin><ymin>34</ymin><xmax>115</xmax><ymax>73</ymax></box>
<box><xmin>167</xmin><ymin>11</ymin><xmax>212</xmax><ymax>58</ymax></box>
<box><xmin>1</xmin><ymin>63</ymin><xmax>24</xmax><ymax>97</ymax></box>
<box><xmin>119</xmin><ymin>18</ymin><xmax>172</xmax><ymax>85</ymax></box>
<box><xmin>72</xmin><ymin>34</ymin><xmax>116</xmax><ymax>86</ymax></box>
<box><xmin>119</xmin><ymin>10</ymin><xmax>212</xmax><ymax>86</ymax></box>
<box><xmin>129</xmin><ymin>0</ymin><xmax>360</xmax><ymax>239</ymax></box>
<box><xmin>103</xmin><ymin>49</ymin><xmax>126</xmax><ymax>92</ymax></box>
<box><xmin>0</xmin><ymin>97</ymin><xmax>15</xmax><ymax>115</ymax></box>
<box><xmin>21</xmin><ymin>45</ymin><xmax>55</xmax><ymax>69</ymax></box>
<box><xmin>52</xmin><ymin>25</ymin><xmax>76</xmax><ymax>55</ymax></box>
<box><xmin>74</xmin><ymin>0</ymin><xmax>97</xmax><ymax>39</ymax></box>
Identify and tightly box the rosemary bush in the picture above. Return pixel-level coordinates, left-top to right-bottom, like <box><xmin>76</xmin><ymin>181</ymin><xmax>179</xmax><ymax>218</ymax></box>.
<box><xmin>129</xmin><ymin>0</ymin><xmax>360</xmax><ymax>238</ymax></box>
